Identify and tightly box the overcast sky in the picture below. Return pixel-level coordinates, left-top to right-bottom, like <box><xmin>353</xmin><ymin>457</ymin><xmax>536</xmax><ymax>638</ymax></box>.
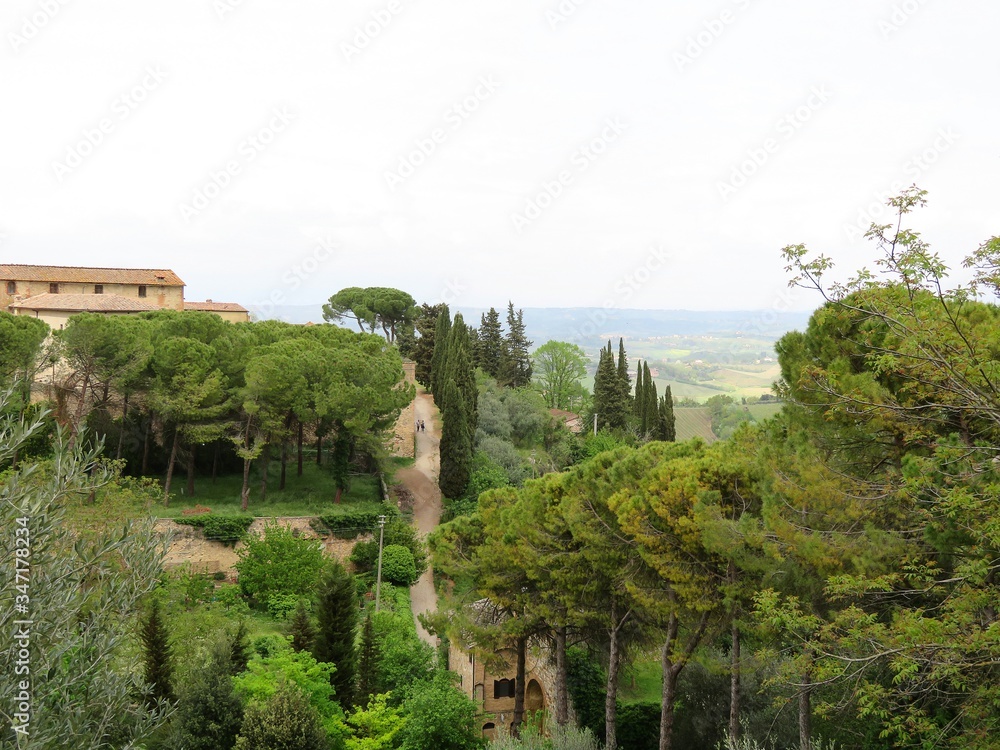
<box><xmin>2</xmin><ymin>0</ymin><xmax>997</xmax><ymax>313</ymax></box>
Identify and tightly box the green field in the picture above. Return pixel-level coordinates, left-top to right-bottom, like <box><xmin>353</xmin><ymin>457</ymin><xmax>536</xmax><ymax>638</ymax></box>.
<box><xmin>582</xmin><ymin>334</ymin><xmax>783</xmax><ymax>404</ymax></box>
<box><xmin>152</xmin><ymin>461</ymin><xmax>383</xmax><ymax>519</ymax></box>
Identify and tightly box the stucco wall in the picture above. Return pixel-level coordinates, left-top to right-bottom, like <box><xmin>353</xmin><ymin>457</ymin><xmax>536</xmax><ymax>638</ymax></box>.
<box><xmin>2</xmin><ymin>281</ymin><xmax>183</xmax><ymax>310</ymax></box>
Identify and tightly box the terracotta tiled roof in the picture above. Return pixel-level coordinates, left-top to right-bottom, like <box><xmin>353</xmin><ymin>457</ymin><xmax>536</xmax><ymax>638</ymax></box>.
<box><xmin>184</xmin><ymin>301</ymin><xmax>249</xmax><ymax>313</ymax></box>
<box><xmin>0</xmin><ymin>264</ymin><xmax>184</xmax><ymax>286</ymax></box>
<box><xmin>9</xmin><ymin>293</ymin><xmax>160</xmax><ymax>313</ymax></box>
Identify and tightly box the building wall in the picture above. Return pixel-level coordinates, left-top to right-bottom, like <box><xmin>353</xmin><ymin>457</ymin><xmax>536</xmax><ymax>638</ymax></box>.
<box><xmin>451</xmin><ymin>640</ymin><xmax>572</xmax><ymax>738</ymax></box>
<box><xmin>2</xmin><ymin>281</ymin><xmax>184</xmax><ymax>310</ymax></box>
<box><xmin>11</xmin><ymin>308</ymin><xmax>144</xmax><ymax>331</ymax></box>
<box><xmin>195</xmin><ymin>309</ymin><xmax>249</xmax><ymax>323</ymax></box>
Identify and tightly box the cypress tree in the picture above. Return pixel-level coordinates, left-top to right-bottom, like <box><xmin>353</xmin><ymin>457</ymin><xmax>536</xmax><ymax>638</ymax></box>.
<box><xmin>643</xmin><ymin>362</ymin><xmax>658</xmax><ymax>437</ymax></box>
<box><xmin>412</xmin><ymin>303</ymin><xmax>446</xmax><ymax>387</ymax></box>
<box><xmin>357</xmin><ymin>613</ymin><xmax>379</xmax><ymax>705</ymax></box>
<box><xmin>502</xmin><ymin>302</ymin><xmax>533</xmax><ymax>388</ymax></box>
<box><xmin>478</xmin><ymin>307</ymin><xmax>505</xmax><ymax>379</ymax></box>
<box><xmin>170</xmin><ymin>638</ymin><xmax>243</xmax><ymax>750</ymax></box>
<box><xmin>657</xmin><ymin>386</ymin><xmax>676</xmax><ymax>442</ymax></box>
<box><xmin>229</xmin><ymin>620</ymin><xmax>251</xmax><ymax>674</ymax></box>
<box><xmin>140</xmin><ymin>598</ymin><xmax>174</xmax><ymax>706</ymax></box>
<box><xmin>448</xmin><ymin>314</ymin><xmax>478</xmax><ymax>440</ymax></box>
<box><xmin>634</xmin><ymin>363</ymin><xmax>644</xmax><ymax>419</ymax></box>
<box><xmin>439</xmin><ymin>379</ymin><xmax>472</xmax><ymax>498</ymax></box>
<box><xmin>288</xmin><ymin>600</ymin><xmax>316</xmax><ymax>653</ymax></box>
<box><xmin>429</xmin><ymin>307</ymin><xmax>452</xmax><ymax>404</ymax></box>
<box><xmin>616</xmin><ymin>338</ymin><xmax>631</xmax><ymax>414</ymax></box>
<box><xmin>312</xmin><ymin>561</ymin><xmax>359</xmax><ymax>707</ymax></box>
<box><xmin>593</xmin><ymin>342</ymin><xmax>629</xmax><ymax>431</ymax></box>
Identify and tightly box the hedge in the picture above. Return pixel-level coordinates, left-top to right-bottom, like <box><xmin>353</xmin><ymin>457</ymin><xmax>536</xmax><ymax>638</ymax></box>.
<box><xmin>174</xmin><ymin>514</ymin><xmax>255</xmax><ymax>544</ymax></box>
<box><xmin>312</xmin><ymin>502</ymin><xmax>397</xmax><ymax>539</ymax></box>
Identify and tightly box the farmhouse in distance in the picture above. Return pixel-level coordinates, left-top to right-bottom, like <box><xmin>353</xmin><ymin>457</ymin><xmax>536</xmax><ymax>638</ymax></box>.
<box><xmin>1</xmin><ymin>263</ymin><xmax>249</xmax><ymax>328</ymax></box>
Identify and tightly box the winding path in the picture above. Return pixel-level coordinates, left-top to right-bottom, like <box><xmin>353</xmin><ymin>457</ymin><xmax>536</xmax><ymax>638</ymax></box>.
<box><xmin>395</xmin><ymin>389</ymin><xmax>442</xmax><ymax>649</ymax></box>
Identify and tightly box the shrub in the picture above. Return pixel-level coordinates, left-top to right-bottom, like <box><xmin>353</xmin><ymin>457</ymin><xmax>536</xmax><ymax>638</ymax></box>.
<box><xmin>234</xmin><ymin>682</ymin><xmax>329</xmax><ymax>750</ymax></box>
<box><xmin>235</xmin><ymin>523</ymin><xmax>327</xmax><ymax>608</ymax></box>
<box><xmin>350</xmin><ymin>519</ymin><xmax>427</xmax><ymax>575</ymax></box>
<box><xmin>175</xmin><ymin>514</ymin><xmax>255</xmax><ymax>544</ymax></box>
<box><xmin>380</xmin><ymin>545</ymin><xmax>418</xmax><ymax>586</ymax></box>
<box><xmin>398</xmin><ymin>671</ymin><xmax>484</xmax><ymax>750</ymax></box>
<box><xmin>266</xmin><ymin>593</ymin><xmax>300</xmax><ymax>620</ymax></box>
<box><xmin>315</xmin><ymin>503</ymin><xmax>396</xmax><ymax>539</ymax></box>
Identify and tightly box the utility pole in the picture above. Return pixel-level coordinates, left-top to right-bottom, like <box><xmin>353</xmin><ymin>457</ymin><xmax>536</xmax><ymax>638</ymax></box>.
<box><xmin>374</xmin><ymin>514</ymin><xmax>387</xmax><ymax>612</ymax></box>
<box><xmin>593</xmin><ymin>413</ymin><xmax>598</xmax><ymax>436</ymax></box>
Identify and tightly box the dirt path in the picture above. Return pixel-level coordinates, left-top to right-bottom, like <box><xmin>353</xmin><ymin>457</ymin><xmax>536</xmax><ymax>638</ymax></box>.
<box><xmin>395</xmin><ymin>389</ymin><xmax>442</xmax><ymax>649</ymax></box>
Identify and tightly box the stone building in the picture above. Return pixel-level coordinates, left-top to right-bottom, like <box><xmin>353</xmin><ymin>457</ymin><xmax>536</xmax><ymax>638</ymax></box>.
<box><xmin>1</xmin><ymin>263</ymin><xmax>249</xmax><ymax>327</ymax></box>
<box><xmin>450</xmin><ymin>636</ymin><xmax>571</xmax><ymax>739</ymax></box>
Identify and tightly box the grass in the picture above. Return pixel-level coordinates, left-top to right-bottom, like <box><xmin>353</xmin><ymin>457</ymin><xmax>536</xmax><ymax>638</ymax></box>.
<box><xmin>619</xmin><ymin>659</ymin><xmax>663</xmax><ymax>703</ymax></box>
<box><xmin>155</xmin><ymin>460</ymin><xmax>383</xmax><ymax>519</ymax></box>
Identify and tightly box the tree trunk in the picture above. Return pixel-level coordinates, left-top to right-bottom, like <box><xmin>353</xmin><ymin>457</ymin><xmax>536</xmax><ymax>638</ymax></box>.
<box><xmin>115</xmin><ymin>392</ymin><xmax>129</xmax><ymax>460</ymax></box>
<box><xmin>279</xmin><ymin>440</ymin><xmax>287</xmax><ymax>490</ymax></box>
<box><xmin>555</xmin><ymin>625</ymin><xmax>569</xmax><ymax>726</ymax></box>
<box><xmin>334</xmin><ymin>486</ymin><xmax>343</xmax><ymax>504</ymax></box>
<box><xmin>606</xmin><ymin>606</ymin><xmax>623</xmax><ymax>750</ymax></box>
<box><xmin>259</xmin><ymin>443</ymin><xmax>271</xmax><ymax>502</ymax></box>
<box><xmin>212</xmin><ymin>441</ymin><xmax>219</xmax><ymax>484</ymax></box>
<box><xmin>240</xmin><ymin>456</ymin><xmax>251</xmax><ymax>511</ymax></box>
<box><xmin>659</xmin><ymin>613</ymin><xmax>679</xmax><ymax>750</ymax></box>
<box><xmin>297</xmin><ymin>422</ymin><xmax>304</xmax><ymax>477</ymax></box>
<box><xmin>186</xmin><ymin>444</ymin><xmax>196</xmax><ymax>498</ymax></box>
<box><xmin>163</xmin><ymin>428</ymin><xmax>179</xmax><ymax>506</ymax></box>
<box><xmin>141</xmin><ymin>415</ymin><xmax>151</xmax><ymax>476</ymax></box>
<box><xmin>316</xmin><ymin>435</ymin><xmax>322</xmax><ymax>465</ymax></box>
<box><xmin>512</xmin><ymin>635</ymin><xmax>527</xmax><ymax>738</ymax></box>
<box><xmin>799</xmin><ymin>668</ymin><xmax>812</xmax><ymax>750</ymax></box>
<box><xmin>71</xmin><ymin>372</ymin><xmax>91</xmax><ymax>443</ymax></box>
<box><xmin>730</xmin><ymin>623</ymin><xmax>742</xmax><ymax>743</ymax></box>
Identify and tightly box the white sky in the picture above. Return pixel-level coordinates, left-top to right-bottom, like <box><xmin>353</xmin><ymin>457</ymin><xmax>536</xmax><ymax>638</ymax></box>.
<box><xmin>2</xmin><ymin>0</ymin><xmax>997</xmax><ymax>313</ymax></box>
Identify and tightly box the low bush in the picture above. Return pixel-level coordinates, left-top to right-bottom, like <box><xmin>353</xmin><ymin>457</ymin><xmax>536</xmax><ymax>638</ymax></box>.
<box><xmin>314</xmin><ymin>502</ymin><xmax>396</xmax><ymax>539</ymax></box>
<box><xmin>381</xmin><ymin>545</ymin><xmax>417</xmax><ymax>586</ymax></box>
<box><xmin>175</xmin><ymin>514</ymin><xmax>255</xmax><ymax>544</ymax></box>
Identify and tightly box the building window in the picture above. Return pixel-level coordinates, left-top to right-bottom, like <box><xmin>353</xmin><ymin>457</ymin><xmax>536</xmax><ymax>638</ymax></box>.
<box><xmin>49</xmin><ymin>283</ymin><xmax>59</xmax><ymax>294</ymax></box>
<box><xmin>5</xmin><ymin>281</ymin><xmax>14</xmax><ymax>295</ymax></box>
<box><xmin>94</xmin><ymin>284</ymin><xmax>103</xmax><ymax>294</ymax></box>
<box><xmin>138</xmin><ymin>285</ymin><xmax>147</xmax><ymax>298</ymax></box>
<box><xmin>494</xmin><ymin>679</ymin><xmax>515</xmax><ymax>699</ymax></box>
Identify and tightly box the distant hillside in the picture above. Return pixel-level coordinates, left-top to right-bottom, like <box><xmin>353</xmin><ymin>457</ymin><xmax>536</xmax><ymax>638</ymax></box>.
<box><xmin>254</xmin><ymin>305</ymin><xmax>811</xmax><ymax>345</ymax></box>
<box><xmin>674</xmin><ymin>402</ymin><xmax>785</xmax><ymax>444</ymax></box>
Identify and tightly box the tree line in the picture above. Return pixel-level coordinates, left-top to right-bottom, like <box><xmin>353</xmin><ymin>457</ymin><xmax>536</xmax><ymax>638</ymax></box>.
<box><xmin>430</xmin><ymin>190</ymin><xmax>1000</xmax><ymax>750</ymax></box>
<box><xmin>1</xmin><ymin>310</ymin><xmax>413</xmax><ymax>508</ymax></box>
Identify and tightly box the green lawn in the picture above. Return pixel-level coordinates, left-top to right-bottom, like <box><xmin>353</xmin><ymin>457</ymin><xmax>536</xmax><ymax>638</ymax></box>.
<box><xmin>619</xmin><ymin>659</ymin><xmax>662</xmax><ymax>703</ymax></box>
<box><xmin>155</xmin><ymin>461</ymin><xmax>383</xmax><ymax>519</ymax></box>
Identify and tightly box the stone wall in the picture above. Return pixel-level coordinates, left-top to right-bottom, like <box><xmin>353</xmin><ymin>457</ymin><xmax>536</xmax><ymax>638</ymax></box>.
<box><xmin>157</xmin><ymin>516</ymin><xmax>372</xmax><ymax>576</ymax></box>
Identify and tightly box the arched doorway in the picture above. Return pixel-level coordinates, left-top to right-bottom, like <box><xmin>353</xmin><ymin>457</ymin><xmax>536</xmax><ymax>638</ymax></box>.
<box><xmin>482</xmin><ymin>722</ymin><xmax>496</xmax><ymax>739</ymax></box>
<box><xmin>526</xmin><ymin>679</ymin><xmax>544</xmax><ymax>712</ymax></box>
